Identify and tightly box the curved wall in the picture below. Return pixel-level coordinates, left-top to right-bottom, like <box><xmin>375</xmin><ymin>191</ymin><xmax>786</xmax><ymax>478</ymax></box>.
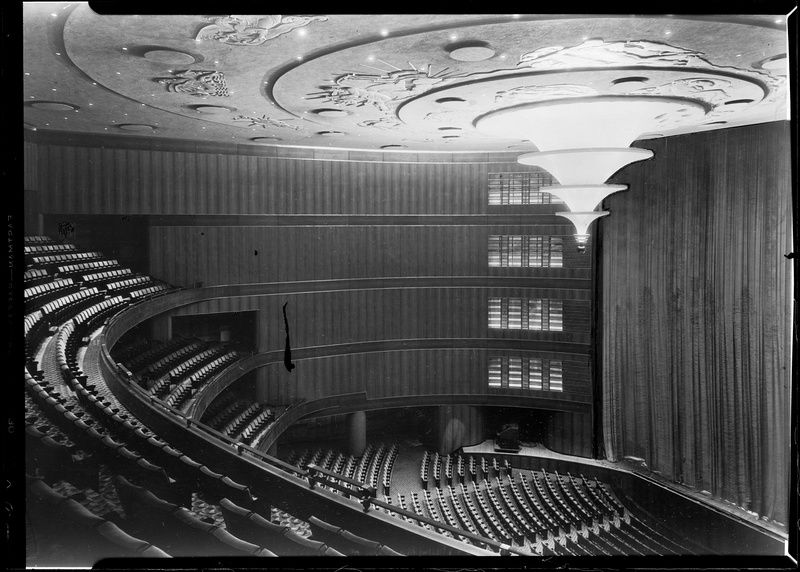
<box><xmin>26</xmin><ymin>131</ymin><xmax>597</xmax><ymax>456</ymax></box>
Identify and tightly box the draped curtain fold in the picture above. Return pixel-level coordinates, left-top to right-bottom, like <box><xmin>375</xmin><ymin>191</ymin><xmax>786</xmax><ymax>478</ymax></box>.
<box><xmin>602</xmin><ymin>121</ymin><xmax>792</xmax><ymax>525</ymax></box>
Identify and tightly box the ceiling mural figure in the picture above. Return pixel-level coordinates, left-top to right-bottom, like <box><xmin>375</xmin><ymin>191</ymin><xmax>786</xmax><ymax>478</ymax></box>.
<box><xmin>494</xmin><ymin>84</ymin><xmax>600</xmax><ymax>104</ymax></box>
<box><xmin>155</xmin><ymin>70</ymin><xmax>230</xmax><ymax>97</ymax></box>
<box><xmin>232</xmin><ymin>113</ymin><xmax>301</xmax><ymax>130</ymax></box>
<box><xmin>630</xmin><ymin>77</ymin><xmax>734</xmax><ymax>106</ymax></box>
<box><xmin>306</xmin><ymin>63</ymin><xmax>460</xmax><ymax>117</ymax></box>
<box><xmin>517</xmin><ymin>39</ymin><xmax>709</xmax><ymax>69</ymax></box>
<box><xmin>196</xmin><ymin>15</ymin><xmax>328</xmax><ymax>46</ymax></box>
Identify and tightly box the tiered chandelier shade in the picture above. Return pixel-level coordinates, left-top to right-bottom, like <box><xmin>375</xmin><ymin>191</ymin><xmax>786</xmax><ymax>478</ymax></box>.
<box><xmin>476</xmin><ymin>96</ymin><xmax>708</xmax><ymax>250</ymax></box>
<box><xmin>517</xmin><ymin>148</ymin><xmax>654</xmax><ymax>185</ymax></box>
<box><xmin>541</xmin><ymin>184</ymin><xmax>628</xmax><ymax>213</ymax></box>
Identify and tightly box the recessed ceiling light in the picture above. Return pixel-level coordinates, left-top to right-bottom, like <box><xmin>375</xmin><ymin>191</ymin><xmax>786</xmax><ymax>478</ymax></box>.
<box><xmin>774</xmin><ymin>18</ymin><xmax>783</xmax><ymax>24</ymax></box>
<box><xmin>122</xmin><ymin>47</ymin><xmax>128</xmax><ymax>51</ymax></box>
<box><xmin>499</xmin><ymin>53</ymin><xmax>507</xmax><ymax>59</ymax></box>
<box><xmin>449</xmin><ymin>33</ymin><xmax>458</xmax><ymax>41</ymax></box>
<box><xmin>664</xmin><ymin>30</ymin><xmax>672</xmax><ymax>35</ymax></box>
<box><xmin>297</xmin><ymin>28</ymin><xmax>307</xmax><ymax>37</ymax></box>
<box><xmin>367</xmin><ymin>55</ymin><xmax>375</xmax><ymax>61</ymax></box>
<box><xmin>88</xmin><ymin>103</ymin><xmax>93</xmax><ymax>106</ymax></box>
<box><xmin>736</xmin><ymin>54</ymin><xmax>742</xmax><ymax>57</ymax></box>
<box><xmin>380</xmin><ymin>28</ymin><xmax>389</xmax><ymax>36</ymax></box>
<box><xmin>50</xmin><ymin>13</ymin><xmax>57</xmax><ymax>17</ymax></box>
<box><xmin>296</xmin><ymin>55</ymin><xmax>303</xmax><ymax>61</ymax></box>
<box><xmin>51</xmin><ymin>88</ymin><xmax>57</xmax><ymax>91</ymax></box>
<box><xmin>55</xmin><ymin>52</ymin><xmax>61</xmax><ymax>56</ymax></box>
<box><xmin>582</xmin><ymin>36</ymin><xmax>589</xmax><ymax>41</ymax></box>
<box><xmin>511</xmin><ymin>14</ymin><xmax>520</xmax><ymax>18</ymax></box>
<box><xmin>24</xmin><ymin>72</ymin><xmax>30</xmax><ymax>76</ymax></box>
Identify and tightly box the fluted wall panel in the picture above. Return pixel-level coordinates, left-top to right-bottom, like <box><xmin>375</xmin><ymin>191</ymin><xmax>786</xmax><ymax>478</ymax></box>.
<box><xmin>35</xmin><ymin>144</ymin><xmax>518</xmax><ymax>215</ymax></box>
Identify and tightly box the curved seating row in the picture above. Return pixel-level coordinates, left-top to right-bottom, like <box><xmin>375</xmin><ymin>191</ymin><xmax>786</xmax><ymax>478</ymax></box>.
<box><xmin>27</xmin><ymin>476</ymin><xmax>170</xmax><ymax>564</ymax></box>
<box><xmin>32</xmin><ymin>250</ymin><xmax>106</xmax><ymax>267</ymax></box>
<box><xmin>24</xmin><ymin>242</ymin><xmax>76</xmax><ymax>254</ymax></box>
<box><xmin>81</xmin><ymin>267</ymin><xmax>133</xmax><ymax>284</ymax></box>
<box><xmin>114</xmin><ymin>476</ymin><xmax>276</xmax><ymax>557</ymax></box>
<box><xmin>58</xmin><ymin>258</ymin><xmax>120</xmax><ymax>276</ymax></box>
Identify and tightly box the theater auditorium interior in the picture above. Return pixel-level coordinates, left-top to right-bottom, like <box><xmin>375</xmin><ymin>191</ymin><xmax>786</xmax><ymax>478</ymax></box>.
<box><xmin>15</xmin><ymin>5</ymin><xmax>796</xmax><ymax>567</ymax></box>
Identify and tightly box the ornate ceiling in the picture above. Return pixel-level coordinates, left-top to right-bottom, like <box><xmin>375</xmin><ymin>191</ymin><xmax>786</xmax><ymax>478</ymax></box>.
<box><xmin>22</xmin><ymin>6</ymin><xmax>790</xmax><ymax>152</ymax></box>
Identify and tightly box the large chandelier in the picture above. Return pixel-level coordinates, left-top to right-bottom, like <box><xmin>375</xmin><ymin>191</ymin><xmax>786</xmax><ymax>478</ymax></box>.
<box><xmin>476</xmin><ymin>95</ymin><xmax>706</xmax><ymax>252</ymax></box>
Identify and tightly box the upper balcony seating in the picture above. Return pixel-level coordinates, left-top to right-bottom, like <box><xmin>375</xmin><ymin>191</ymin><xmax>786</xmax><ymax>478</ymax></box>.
<box><xmin>32</xmin><ymin>250</ymin><xmax>106</xmax><ymax>268</ymax></box>
<box><xmin>58</xmin><ymin>259</ymin><xmax>121</xmax><ymax>276</ymax></box>
<box><xmin>80</xmin><ymin>268</ymin><xmax>133</xmax><ymax>285</ymax></box>
<box><xmin>129</xmin><ymin>284</ymin><xmax>170</xmax><ymax>299</ymax></box>
<box><xmin>219</xmin><ymin>498</ymin><xmax>344</xmax><ymax>556</ymax></box>
<box><xmin>24</xmin><ymin>267</ymin><xmax>51</xmax><ymax>287</ymax></box>
<box><xmin>308</xmin><ymin>516</ymin><xmax>403</xmax><ymax>556</ymax></box>
<box><xmin>40</xmin><ymin>287</ymin><xmax>103</xmax><ymax>328</ymax></box>
<box><xmin>114</xmin><ymin>475</ymin><xmax>275</xmax><ymax>557</ymax></box>
<box><xmin>24</xmin><ymin>235</ymin><xmax>60</xmax><ymax>245</ymax></box>
<box><xmin>26</xmin><ymin>475</ymin><xmax>170</xmax><ymax>564</ymax></box>
<box><xmin>124</xmin><ymin>337</ymin><xmax>190</xmax><ymax>375</ymax></box>
<box><xmin>24</xmin><ymin>278</ymin><xmax>81</xmax><ymax>311</ymax></box>
<box><xmin>24</xmin><ymin>242</ymin><xmax>76</xmax><ymax>255</ymax></box>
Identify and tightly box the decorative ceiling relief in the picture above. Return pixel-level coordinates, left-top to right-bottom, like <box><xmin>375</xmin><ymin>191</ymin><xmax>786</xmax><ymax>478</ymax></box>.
<box><xmin>517</xmin><ymin>39</ymin><xmax>783</xmax><ymax>91</ymax></box>
<box><xmin>232</xmin><ymin>113</ymin><xmax>301</xmax><ymax>130</ymax></box>
<box><xmin>518</xmin><ymin>40</ymin><xmax>711</xmax><ymax>69</ymax></box>
<box><xmin>494</xmin><ymin>84</ymin><xmax>600</xmax><ymax>104</ymax></box>
<box><xmin>196</xmin><ymin>15</ymin><xmax>328</xmax><ymax>46</ymax></box>
<box><xmin>306</xmin><ymin>63</ymin><xmax>461</xmax><ymax>121</ymax></box>
<box><xmin>629</xmin><ymin>77</ymin><xmax>733</xmax><ymax>106</ymax></box>
<box><xmin>357</xmin><ymin>117</ymin><xmax>403</xmax><ymax>129</ymax></box>
<box><xmin>155</xmin><ymin>70</ymin><xmax>229</xmax><ymax>97</ymax></box>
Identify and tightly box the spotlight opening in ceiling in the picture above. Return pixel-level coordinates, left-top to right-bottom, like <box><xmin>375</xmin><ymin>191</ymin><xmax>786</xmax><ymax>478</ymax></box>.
<box><xmin>125</xmin><ymin>45</ymin><xmax>202</xmax><ymax>65</ymax></box>
<box><xmin>442</xmin><ymin>135</ymin><xmax>460</xmax><ymax>139</ymax></box>
<box><xmin>611</xmin><ymin>76</ymin><xmax>649</xmax><ymax>85</ymax></box>
<box><xmin>380</xmin><ymin>144</ymin><xmax>407</xmax><ymax>149</ymax></box>
<box><xmin>438</xmin><ymin>126</ymin><xmax>462</xmax><ymax>131</ymax></box>
<box><xmin>704</xmin><ymin>121</ymin><xmax>728</xmax><ymax>125</ymax></box>
<box><xmin>187</xmin><ymin>104</ymin><xmax>237</xmax><ymax>115</ymax></box>
<box><xmin>117</xmin><ymin>123</ymin><xmax>157</xmax><ymax>132</ymax></box>
<box><xmin>724</xmin><ymin>99</ymin><xmax>754</xmax><ymax>105</ymax></box>
<box><xmin>27</xmin><ymin>100</ymin><xmax>80</xmax><ymax>112</ymax></box>
<box><xmin>251</xmin><ymin>136</ymin><xmax>283</xmax><ymax>142</ymax></box>
<box><xmin>317</xmin><ymin>130</ymin><xmax>345</xmax><ymax>136</ymax></box>
<box><xmin>446</xmin><ymin>40</ymin><xmax>496</xmax><ymax>61</ymax></box>
<box><xmin>435</xmin><ymin>96</ymin><xmax>466</xmax><ymax>106</ymax></box>
<box><xmin>380</xmin><ymin>28</ymin><xmax>390</xmax><ymax>37</ymax></box>
<box><xmin>311</xmin><ymin>108</ymin><xmax>349</xmax><ymax>117</ymax></box>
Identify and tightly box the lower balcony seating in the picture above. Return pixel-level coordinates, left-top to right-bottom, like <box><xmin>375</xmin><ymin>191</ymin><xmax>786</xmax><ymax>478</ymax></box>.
<box><xmin>307</xmin><ymin>516</ymin><xmax>404</xmax><ymax>556</ymax></box>
<box><xmin>26</xmin><ymin>476</ymin><xmax>170</xmax><ymax>565</ymax></box>
<box><xmin>57</xmin><ymin>258</ymin><xmax>121</xmax><ymax>276</ymax></box>
<box><xmin>114</xmin><ymin>476</ymin><xmax>276</xmax><ymax>557</ymax></box>
<box><xmin>219</xmin><ymin>498</ymin><xmax>344</xmax><ymax>556</ymax></box>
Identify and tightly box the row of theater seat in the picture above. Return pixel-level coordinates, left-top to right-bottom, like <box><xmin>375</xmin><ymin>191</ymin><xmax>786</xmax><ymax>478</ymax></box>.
<box><xmin>24</xmin><ymin>277</ymin><xmax>78</xmax><ymax>308</ymax></box>
<box><xmin>59</xmin><ymin>259</ymin><xmax>120</xmax><ymax>276</ymax></box>
<box><xmin>26</xmin><ymin>476</ymin><xmax>171</xmax><ymax>564</ymax></box>
<box><xmin>82</xmin><ymin>267</ymin><xmax>132</xmax><ymax>284</ymax></box>
<box><xmin>24</xmin><ymin>242</ymin><xmax>76</xmax><ymax>254</ymax></box>
<box><xmin>31</xmin><ymin>250</ymin><xmax>105</xmax><ymax>267</ymax></box>
<box><xmin>24</xmin><ymin>235</ymin><xmax>59</xmax><ymax>244</ymax></box>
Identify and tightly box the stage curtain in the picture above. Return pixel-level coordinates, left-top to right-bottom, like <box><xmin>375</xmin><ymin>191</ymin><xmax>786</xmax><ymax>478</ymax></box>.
<box><xmin>601</xmin><ymin>121</ymin><xmax>792</xmax><ymax>524</ymax></box>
